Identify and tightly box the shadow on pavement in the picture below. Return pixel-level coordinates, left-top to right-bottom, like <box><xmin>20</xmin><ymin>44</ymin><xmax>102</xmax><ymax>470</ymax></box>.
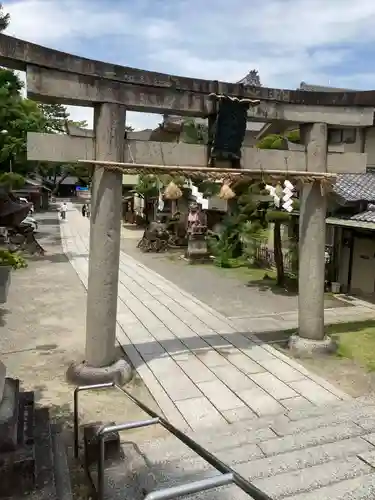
<box><xmin>118</xmin><ymin>329</ymin><xmax>293</xmax><ymax>369</ymax></box>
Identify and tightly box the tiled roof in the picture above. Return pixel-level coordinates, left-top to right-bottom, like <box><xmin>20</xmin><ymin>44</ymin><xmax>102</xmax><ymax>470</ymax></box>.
<box><xmin>333</xmin><ymin>173</ymin><xmax>375</xmax><ymax>202</ymax></box>
<box><xmin>350</xmin><ymin>205</ymin><xmax>375</xmax><ymax>223</ymax></box>
<box><xmin>327</xmin><ymin>205</ymin><xmax>375</xmax><ymax>229</ymax></box>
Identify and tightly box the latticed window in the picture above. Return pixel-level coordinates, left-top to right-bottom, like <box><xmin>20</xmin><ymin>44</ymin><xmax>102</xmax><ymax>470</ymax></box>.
<box><xmin>328</xmin><ymin>128</ymin><xmax>357</xmax><ymax>144</ymax></box>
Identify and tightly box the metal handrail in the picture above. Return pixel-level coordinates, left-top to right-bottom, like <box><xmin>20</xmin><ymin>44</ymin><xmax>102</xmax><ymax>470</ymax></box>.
<box><xmin>74</xmin><ymin>382</ymin><xmax>272</xmax><ymax>500</ymax></box>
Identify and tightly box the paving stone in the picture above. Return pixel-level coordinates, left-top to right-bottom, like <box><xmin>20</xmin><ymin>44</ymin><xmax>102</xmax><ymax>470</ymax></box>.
<box><xmin>222</xmin><ymin>332</ymin><xmax>257</xmax><ymax>350</ymax></box>
<box><xmin>146</xmin><ymin>356</ymin><xmax>178</xmax><ymax>374</ymax></box>
<box><xmin>238</xmin><ymin>387</ymin><xmax>286</xmax><ymax>416</ymax></box>
<box><xmin>289</xmin><ymin>379</ymin><xmax>340</xmax><ymax>405</ymax></box>
<box><xmin>194</xmin><ymin>350</ymin><xmax>229</xmax><ymax>368</ymax></box>
<box><xmin>236</xmin><ymin>436</ymin><xmax>373</xmax><ymax>481</ymax></box>
<box><xmin>120</xmin><ymin>352</ymin><xmax>190</xmax><ymax>429</ymax></box>
<box><xmin>172</xmin><ymin>397</ymin><xmax>226</xmax><ymax>431</ymax></box>
<box><xmin>226</xmin><ymin>352</ymin><xmax>264</xmax><ymax>374</ymax></box>
<box><xmin>159</xmin><ymin>337</ymin><xmax>189</xmax><ymax>354</ymax></box>
<box><xmin>301</xmin><ymin>371</ymin><xmax>351</xmax><ymax>401</ymax></box>
<box><xmin>259</xmin><ymin>422</ymin><xmax>365</xmax><ymax>457</ymax></box>
<box><xmin>175</xmin><ymin>356</ymin><xmax>217</xmax><ymax>384</ymax></box>
<box><xmin>182</xmin><ymin>336</ymin><xmax>212</xmax><ymax>350</ymax></box>
<box><xmin>249</xmin><ymin>372</ymin><xmax>299</xmax><ymax>400</ymax></box>
<box><xmin>260</xmin><ymin>344</ymin><xmax>350</xmax><ymax>401</ymax></box>
<box><xmin>241</xmin><ymin>344</ymin><xmax>278</xmax><ymax>363</ymax></box>
<box><xmin>197</xmin><ymin>380</ymin><xmax>245</xmax><ymax>411</ymax></box>
<box><xmin>280</xmin><ymin>396</ymin><xmax>314</xmax><ymax>412</ymax></box>
<box><xmin>221</xmin><ymin>407</ymin><xmax>258</xmax><ymax>424</ymax></box>
<box><xmin>257</xmin><ymin>359</ymin><xmax>306</xmax><ymax>383</ymax></box>
<box><xmin>210</xmin><ymin>364</ymin><xmax>257</xmax><ymax>390</ymax></box>
<box><xmin>154</xmin><ymin>370</ymin><xmax>202</xmax><ymax>402</ymax></box>
<box><xmin>136</xmin><ymin>342</ymin><xmax>167</xmax><ymax>358</ymax></box>
<box><xmin>254</xmin><ymin>456</ymin><xmax>372</xmax><ymax>499</ymax></box>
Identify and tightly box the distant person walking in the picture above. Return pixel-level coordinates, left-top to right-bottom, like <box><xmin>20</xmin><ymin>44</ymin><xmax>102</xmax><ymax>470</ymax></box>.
<box><xmin>81</xmin><ymin>204</ymin><xmax>87</xmax><ymax>217</ymax></box>
<box><xmin>59</xmin><ymin>202</ymin><xmax>67</xmax><ymax>220</ymax></box>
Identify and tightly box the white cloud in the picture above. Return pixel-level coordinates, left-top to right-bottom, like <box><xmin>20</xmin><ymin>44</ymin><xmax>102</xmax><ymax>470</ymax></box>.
<box><xmin>5</xmin><ymin>0</ymin><xmax>375</xmax><ymax>128</ymax></box>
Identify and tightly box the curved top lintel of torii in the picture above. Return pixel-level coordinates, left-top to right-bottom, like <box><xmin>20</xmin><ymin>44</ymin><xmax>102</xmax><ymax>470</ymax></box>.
<box><xmin>0</xmin><ymin>33</ymin><xmax>375</xmax><ymax>109</ymax></box>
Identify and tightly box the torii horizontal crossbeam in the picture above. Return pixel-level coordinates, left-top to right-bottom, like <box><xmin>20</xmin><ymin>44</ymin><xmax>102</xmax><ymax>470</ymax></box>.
<box><xmin>2</xmin><ymin>34</ymin><xmax>375</xmax><ymax>107</ymax></box>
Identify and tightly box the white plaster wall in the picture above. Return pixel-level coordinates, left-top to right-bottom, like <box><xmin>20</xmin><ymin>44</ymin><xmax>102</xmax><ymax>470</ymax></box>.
<box><xmin>364</xmin><ymin>127</ymin><xmax>375</xmax><ymax>167</ymax></box>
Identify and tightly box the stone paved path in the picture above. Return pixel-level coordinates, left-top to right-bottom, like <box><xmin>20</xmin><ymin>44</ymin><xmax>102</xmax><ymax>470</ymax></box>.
<box><xmin>60</xmin><ymin>205</ymin><xmax>351</xmax><ymax>432</ymax></box>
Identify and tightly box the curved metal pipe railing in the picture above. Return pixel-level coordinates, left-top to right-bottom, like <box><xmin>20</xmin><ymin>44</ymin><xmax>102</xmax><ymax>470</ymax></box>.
<box><xmin>73</xmin><ymin>382</ymin><xmax>272</xmax><ymax>500</ymax></box>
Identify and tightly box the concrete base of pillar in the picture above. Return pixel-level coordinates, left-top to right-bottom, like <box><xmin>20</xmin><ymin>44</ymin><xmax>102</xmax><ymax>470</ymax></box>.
<box><xmin>288</xmin><ymin>334</ymin><xmax>337</xmax><ymax>358</ymax></box>
<box><xmin>66</xmin><ymin>358</ymin><xmax>133</xmax><ymax>386</ymax></box>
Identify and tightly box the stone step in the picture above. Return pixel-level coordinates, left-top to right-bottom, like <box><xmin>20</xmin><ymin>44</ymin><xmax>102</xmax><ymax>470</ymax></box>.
<box><xmin>286</xmin><ymin>395</ymin><xmax>375</xmax><ymax>422</ymax></box>
<box><xmin>286</xmin><ymin>472</ymin><xmax>375</xmax><ymax>500</ymax></box>
<box><xmin>149</xmin><ymin>435</ymin><xmax>374</xmax><ymax>488</ymax></box>
<box><xmin>89</xmin><ymin>420</ymin><xmax>375</xmax><ymax>499</ymax></box>
<box><xmin>137</xmin><ymin>399</ymin><xmax>375</xmax><ymax>464</ymax></box>
<box><xmin>139</xmin><ymin>425</ymin><xmax>277</xmax><ymax>463</ymax></box>
<box><xmin>83</xmin><ymin>396</ymin><xmax>375</xmax><ymax>499</ymax></box>
<box><xmin>149</xmin><ymin>458</ymin><xmax>375</xmax><ymax>500</ymax></box>
<box><xmin>253</xmin><ymin>456</ymin><xmax>372</xmax><ymax>499</ymax></box>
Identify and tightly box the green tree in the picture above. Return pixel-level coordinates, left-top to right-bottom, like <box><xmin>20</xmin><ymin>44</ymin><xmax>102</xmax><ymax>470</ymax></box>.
<box><xmin>0</xmin><ymin>172</ymin><xmax>25</xmax><ymax>190</ymax></box>
<box><xmin>257</xmin><ymin>129</ymin><xmax>300</xmax><ymax>150</ymax></box>
<box><xmin>133</xmin><ymin>174</ymin><xmax>186</xmax><ymax>224</ymax></box>
<box><xmin>256</xmin><ymin>131</ymin><xmax>301</xmax><ymax>285</ymax></box>
<box><xmin>38</xmin><ymin>104</ymin><xmax>69</xmax><ymax>133</ymax></box>
<box><xmin>0</xmin><ymin>70</ymin><xmax>48</xmax><ymax>177</ymax></box>
<box><xmin>0</xmin><ymin>3</ymin><xmax>10</xmax><ymax>32</ymax></box>
<box><xmin>181</xmin><ymin>119</ymin><xmax>208</xmax><ymax>144</ymax></box>
<box><xmin>208</xmin><ymin>181</ymin><xmax>270</xmax><ymax>267</ymax></box>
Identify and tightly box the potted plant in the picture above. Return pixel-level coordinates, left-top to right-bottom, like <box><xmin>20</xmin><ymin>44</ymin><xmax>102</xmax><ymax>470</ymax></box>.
<box><xmin>0</xmin><ymin>250</ymin><xmax>27</xmax><ymax>303</ymax></box>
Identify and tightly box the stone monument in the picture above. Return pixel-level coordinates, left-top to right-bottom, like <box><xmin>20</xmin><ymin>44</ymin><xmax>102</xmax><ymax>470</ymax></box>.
<box><xmin>185</xmin><ymin>202</ymin><xmax>210</xmax><ymax>263</ymax></box>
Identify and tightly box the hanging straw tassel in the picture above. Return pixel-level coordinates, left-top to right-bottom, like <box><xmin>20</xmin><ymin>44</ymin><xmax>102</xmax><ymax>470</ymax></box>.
<box><xmin>164</xmin><ymin>181</ymin><xmax>183</xmax><ymax>200</ymax></box>
<box><xmin>219</xmin><ymin>181</ymin><xmax>236</xmax><ymax>200</ymax></box>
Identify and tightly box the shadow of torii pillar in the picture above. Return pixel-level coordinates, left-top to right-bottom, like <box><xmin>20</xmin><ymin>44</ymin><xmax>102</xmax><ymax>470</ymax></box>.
<box><xmin>289</xmin><ymin>123</ymin><xmax>336</xmax><ymax>356</ymax></box>
<box><xmin>68</xmin><ymin>103</ymin><xmax>132</xmax><ymax>385</ymax></box>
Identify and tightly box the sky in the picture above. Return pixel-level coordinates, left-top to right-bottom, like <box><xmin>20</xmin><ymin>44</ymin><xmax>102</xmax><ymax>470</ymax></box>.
<box><xmin>4</xmin><ymin>0</ymin><xmax>375</xmax><ymax>130</ymax></box>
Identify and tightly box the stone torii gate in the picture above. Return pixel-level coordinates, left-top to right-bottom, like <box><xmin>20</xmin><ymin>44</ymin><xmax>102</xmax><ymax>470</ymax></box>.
<box><xmin>1</xmin><ymin>34</ymin><xmax>374</xmax><ymax>382</ymax></box>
